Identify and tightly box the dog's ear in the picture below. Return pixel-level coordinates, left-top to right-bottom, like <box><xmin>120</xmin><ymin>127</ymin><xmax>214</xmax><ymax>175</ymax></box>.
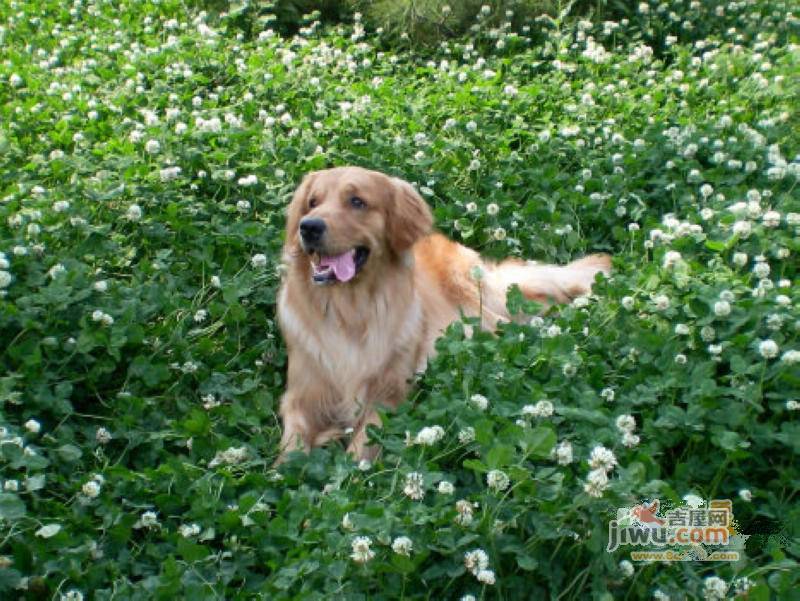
<box><xmin>388</xmin><ymin>177</ymin><xmax>433</xmax><ymax>254</ymax></box>
<box><xmin>285</xmin><ymin>172</ymin><xmax>317</xmax><ymax>247</ymax></box>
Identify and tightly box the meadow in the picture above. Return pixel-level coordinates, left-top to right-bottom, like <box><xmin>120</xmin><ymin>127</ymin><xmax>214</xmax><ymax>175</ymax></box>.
<box><xmin>0</xmin><ymin>0</ymin><xmax>798</xmax><ymax>599</ymax></box>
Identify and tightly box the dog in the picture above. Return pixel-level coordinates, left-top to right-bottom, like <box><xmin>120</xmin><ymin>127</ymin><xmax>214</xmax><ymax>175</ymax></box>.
<box><xmin>276</xmin><ymin>166</ymin><xmax>610</xmax><ymax>462</ymax></box>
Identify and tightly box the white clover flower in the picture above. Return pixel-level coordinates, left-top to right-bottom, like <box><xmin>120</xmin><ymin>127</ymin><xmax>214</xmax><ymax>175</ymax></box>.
<box><xmin>358</xmin><ymin>459</ymin><xmax>372</xmax><ymax>471</ymax></box>
<box><xmin>48</xmin><ymin>263</ymin><xmax>66</xmax><ymax>278</ymax></box>
<box><xmin>553</xmin><ymin>440</ymin><xmax>574</xmax><ymax>465</ymax></box>
<box><xmin>351</xmin><ymin>536</ymin><xmax>375</xmax><ymax>563</ymax></box>
<box><xmin>615</xmin><ymin>414</ymin><xmax>636</xmax><ymax>433</ymax></box>
<box><xmin>786</xmin><ymin>400</ymin><xmax>800</xmax><ymax>411</ymax></box>
<box><xmin>144</xmin><ymin>139</ymin><xmax>161</xmax><ymax>154</ymax></box>
<box><xmin>209</xmin><ymin>446</ymin><xmax>247</xmax><ymax>467</ymax></box>
<box><xmin>653</xmin><ymin>295</ymin><xmax>670</xmax><ymax>311</ymax></box>
<box><xmin>126</xmin><ymin>204</ymin><xmax>143</xmax><ymax>221</ymax></box>
<box><xmin>131</xmin><ymin>509</ymin><xmax>161</xmax><ymax>530</ymax></box>
<box><xmin>619</xmin><ymin>559</ymin><xmax>635</xmax><ymax>578</ymax></box>
<box><xmin>486</xmin><ymin>470</ymin><xmax>510</xmax><ymax>492</ymax></box>
<box><xmin>438</xmin><ymin>481</ymin><xmax>455</xmax><ymax>495</ymax></box>
<box><xmin>588</xmin><ymin>445</ymin><xmax>617</xmax><ymax>472</ymax></box>
<box><xmin>732</xmin><ymin>220</ymin><xmax>751</xmax><ymax>238</ymax></box>
<box><xmin>762</xmin><ymin>210</ymin><xmax>781</xmax><ymax>227</ymax></box>
<box><xmin>53</xmin><ymin>200</ymin><xmax>70</xmax><ymax>212</ymax></box>
<box><xmin>455</xmin><ymin>499</ymin><xmax>475</xmax><ymax>526</ymax></box>
<box><xmin>486</xmin><ymin>203</ymin><xmax>499</xmax><ymax>216</ymax></box>
<box><xmin>700</xmin><ymin>326</ymin><xmax>716</xmax><ymax>342</ymax></box>
<box><xmin>469</xmin><ymin>394</ymin><xmax>488</xmax><ymax>411</ymax></box>
<box><xmin>465</xmin><ymin>201</ymin><xmax>478</xmax><ymax>213</ymax></box>
<box><xmin>758</xmin><ymin>339</ymin><xmax>779</xmax><ymax>359</ymax></box>
<box><xmin>160</xmin><ymin>166</ymin><xmax>182</xmax><ymax>182</ymax></box>
<box><xmin>683</xmin><ymin>493</ymin><xmax>704</xmax><ymax>508</ymax></box>
<box><xmin>703</xmin><ymin>576</ymin><xmax>728</xmax><ymax>601</ymax></box>
<box><xmin>674</xmin><ymin>354</ymin><xmax>687</xmax><ymax>365</ymax></box>
<box><xmin>781</xmin><ymin>350</ymin><xmax>800</xmax><ymax>364</ymax></box>
<box><xmin>82</xmin><ymin>480</ymin><xmax>101</xmax><ymax>498</ymax></box>
<box><xmin>179</xmin><ymin>523</ymin><xmax>201</xmax><ymax>538</ymax></box>
<box><xmin>584</xmin><ymin>468</ymin><xmax>609</xmax><ymax>497</ymax></box>
<box><xmin>572</xmin><ymin>295</ymin><xmax>590</xmax><ymax>308</ymax></box>
<box><xmin>391</xmin><ymin>536</ymin><xmax>413</xmax><ymax>556</ymax></box>
<box><xmin>460</xmin><ymin>596</ymin><xmax>477</xmax><ymax>601</ymax></box>
<box><xmin>193</xmin><ymin>309</ymin><xmax>208</xmax><ymax>323</ymax></box>
<box><xmin>210</xmin><ymin>275</ymin><xmax>222</xmax><ymax>288</ymax></box>
<box><xmin>458</xmin><ymin>427</ymin><xmax>475</xmax><ymax>444</ymax></box>
<box><xmin>732</xmin><ymin>252</ymin><xmax>748</xmax><ymax>267</ymax></box>
<box><xmin>622</xmin><ymin>432</ymin><xmax>640</xmax><ymax>448</ymax></box>
<box><xmin>662</xmin><ymin>250</ymin><xmax>682</xmax><ymax>269</ymax></box>
<box><xmin>600</xmin><ymin>387</ymin><xmax>615</xmax><ymax>402</ymax></box>
<box><xmin>24</xmin><ymin>419</ymin><xmax>41</xmax><ymax>434</ymax></box>
<box><xmin>251</xmin><ymin>254</ymin><xmax>267</xmax><ymax>268</ymax></box>
<box><xmin>733</xmin><ymin>577</ymin><xmax>754</xmax><ymax>596</ymax></box>
<box><xmin>739</xmin><ymin>489</ymin><xmax>753</xmax><ymax>502</ymax></box>
<box><xmin>403</xmin><ymin>472</ymin><xmax>425</xmax><ymax>500</ymax></box>
<box><xmin>61</xmin><ymin>591</ymin><xmax>83</xmax><ymax>601</ymax></box>
<box><xmin>621</xmin><ymin>296</ymin><xmax>634</xmax><ymax>310</ymax></box>
<box><xmin>522</xmin><ymin>400</ymin><xmax>554</xmax><ymax>419</ymax></box>
<box><xmin>545</xmin><ymin>324</ymin><xmax>563</xmax><ymax>337</ymax></box>
<box><xmin>675</xmin><ymin>323</ymin><xmax>690</xmax><ymax>335</ymax></box>
<box><xmin>96</xmin><ymin>427</ymin><xmax>112</xmax><ymax>444</ymax></box>
<box><xmin>713</xmin><ymin>300</ymin><xmax>731</xmax><ymax>317</ymax></box>
<box><xmin>93</xmin><ymin>280</ymin><xmax>108</xmax><ymax>292</ymax></box>
<box><xmin>4</xmin><ymin>480</ymin><xmax>18</xmax><ymax>492</ymax></box>
<box><xmin>464</xmin><ymin>549</ymin><xmax>489</xmax><ymax>575</ymax></box>
<box><xmin>476</xmin><ymin>569</ymin><xmax>496</xmax><ymax>585</ymax></box>
<box><xmin>35</xmin><ymin>523</ymin><xmax>62</xmax><ymax>539</ymax></box>
<box><xmin>753</xmin><ymin>261</ymin><xmax>770</xmax><ymax>279</ymax></box>
<box><xmin>414</xmin><ymin>425</ymin><xmax>445</xmax><ymax>446</ymax></box>
<box><xmin>341</xmin><ymin>513</ymin><xmax>354</xmax><ymax>531</ymax></box>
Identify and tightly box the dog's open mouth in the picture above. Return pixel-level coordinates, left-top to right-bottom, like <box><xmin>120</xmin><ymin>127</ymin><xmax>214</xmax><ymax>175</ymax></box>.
<box><xmin>311</xmin><ymin>246</ymin><xmax>370</xmax><ymax>284</ymax></box>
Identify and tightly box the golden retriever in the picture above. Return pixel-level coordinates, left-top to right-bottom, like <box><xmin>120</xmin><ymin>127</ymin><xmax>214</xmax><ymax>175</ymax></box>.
<box><xmin>276</xmin><ymin>166</ymin><xmax>610</xmax><ymax>462</ymax></box>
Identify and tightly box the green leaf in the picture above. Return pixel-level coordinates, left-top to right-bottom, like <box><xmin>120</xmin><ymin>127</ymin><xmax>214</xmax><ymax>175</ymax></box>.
<box><xmin>0</xmin><ymin>494</ymin><xmax>26</xmax><ymax>520</ymax></box>
<box><xmin>486</xmin><ymin>444</ymin><xmax>514</xmax><ymax>468</ymax></box>
<box><xmin>56</xmin><ymin>444</ymin><xmax>82</xmax><ymax>463</ymax></box>
<box><xmin>522</xmin><ymin>427</ymin><xmax>557</xmax><ymax>457</ymax></box>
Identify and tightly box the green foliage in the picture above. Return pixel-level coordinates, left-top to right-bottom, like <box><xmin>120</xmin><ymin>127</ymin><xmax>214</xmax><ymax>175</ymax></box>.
<box><xmin>350</xmin><ymin>0</ymin><xmax>560</xmax><ymax>47</ymax></box>
<box><xmin>1</xmin><ymin>0</ymin><xmax>799</xmax><ymax>599</ymax></box>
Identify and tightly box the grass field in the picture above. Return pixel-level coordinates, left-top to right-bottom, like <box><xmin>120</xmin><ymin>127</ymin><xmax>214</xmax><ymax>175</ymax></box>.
<box><xmin>1</xmin><ymin>0</ymin><xmax>799</xmax><ymax>599</ymax></box>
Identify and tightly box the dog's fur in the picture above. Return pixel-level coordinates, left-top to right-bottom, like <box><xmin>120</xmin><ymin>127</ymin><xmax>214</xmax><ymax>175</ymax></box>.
<box><xmin>276</xmin><ymin>166</ymin><xmax>610</xmax><ymax>461</ymax></box>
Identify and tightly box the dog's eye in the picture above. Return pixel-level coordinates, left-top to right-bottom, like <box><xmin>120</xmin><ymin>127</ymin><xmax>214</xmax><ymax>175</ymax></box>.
<box><xmin>308</xmin><ymin>198</ymin><xmax>317</xmax><ymax>209</ymax></box>
<box><xmin>350</xmin><ymin>196</ymin><xmax>366</xmax><ymax>209</ymax></box>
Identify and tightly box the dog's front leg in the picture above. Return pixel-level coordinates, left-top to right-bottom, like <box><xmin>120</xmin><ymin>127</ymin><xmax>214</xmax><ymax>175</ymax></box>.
<box><xmin>275</xmin><ymin>399</ymin><xmax>312</xmax><ymax>465</ymax></box>
<box><xmin>346</xmin><ymin>409</ymin><xmax>382</xmax><ymax>462</ymax></box>
<box><xmin>346</xmin><ymin>374</ymin><xmax>410</xmax><ymax>461</ymax></box>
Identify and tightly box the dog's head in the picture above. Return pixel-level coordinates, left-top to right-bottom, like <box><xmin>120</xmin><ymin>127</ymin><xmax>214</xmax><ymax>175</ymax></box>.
<box><xmin>285</xmin><ymin>167</ymin><xmax>433</xmax><ymax>284</ymax></box>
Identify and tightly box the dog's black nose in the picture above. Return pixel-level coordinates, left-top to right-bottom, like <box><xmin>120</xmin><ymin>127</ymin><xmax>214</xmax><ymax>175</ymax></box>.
<box><xmin>299</xmin><ymin>217</ymin><xmax>326</xmax><ymax>243</ymax></box>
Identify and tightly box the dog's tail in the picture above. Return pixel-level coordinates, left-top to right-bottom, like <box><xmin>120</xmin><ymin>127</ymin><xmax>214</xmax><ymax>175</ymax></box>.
<box><xmin>479</xmin><ymin>254</ymin><xmax>611</xmax><ymax>326</ymax></box>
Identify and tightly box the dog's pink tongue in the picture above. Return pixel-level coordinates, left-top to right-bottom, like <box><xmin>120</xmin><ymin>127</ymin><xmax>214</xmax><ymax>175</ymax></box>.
<box><xmin>319</xmin><ymin>249</ymin><xmax>357</xmax><ymax>282</ymax></box>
